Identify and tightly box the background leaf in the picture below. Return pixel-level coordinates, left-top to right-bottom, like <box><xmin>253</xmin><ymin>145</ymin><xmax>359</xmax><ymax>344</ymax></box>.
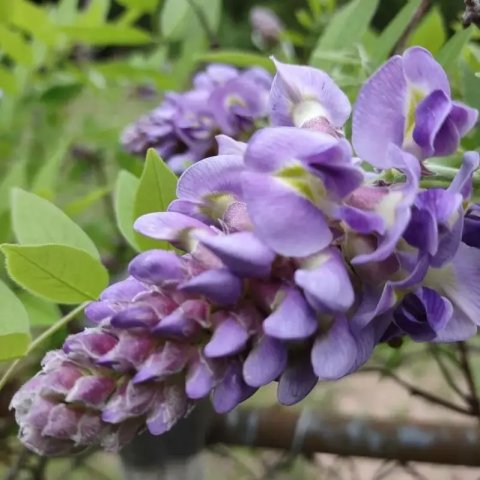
<box><xmin>437</xmin><ymin>26</ymin><xmax>474</xmax><ymax>74</ymax></box>
<box><xmin>114</xmin><ymin>170</ymin><xmax>140</xmax><ymax>251</ymax></box>
<box><xmin>11</xmin><ymin>188</ymin><xmax>100</xmax><ymax>259</ymax></box>
<box><xmin>197</xmin><ymin>50</ymin><xmax>275</xmax><ymax>72</ymax></box>
<box><xmin>134</xmin><ymin>149</ymin><xmax>177</xmax><ymax>251</ymax></box>
<box><xmin>0</xmin><ymin>280</ymin><xmax>31</xmax><ymax>360</ymax></box>
<box><xmin>407</xmin><ymin>7</ymin><xmax>446</xmax><ymax>54</ymax></box>
<box><xmin>18</xmin><ymin>291</ymin><xmax>61</xmax><ymax>327</ymax></box>
<box><xmin>310</xmin><ymin>0</ymin><xmax>379</xmax><ymax>67</ymax></box>
<box><xmin>372</xmin><ymin>0</ymin><xmax>421</xmax><ymax>66</ymax></box>
<box><xmin>1</xmin><ymin>244</ymin><xmax>108</xmax><ymax>304</ymax></box>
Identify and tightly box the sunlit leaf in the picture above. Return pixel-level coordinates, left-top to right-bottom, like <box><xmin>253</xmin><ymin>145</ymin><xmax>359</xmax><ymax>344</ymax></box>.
<box><xmin>11</xmin><ymin>189</ymin><xmax>100</xmax><ymax>259</ymax></box>
<box><xmin>114</xmin><ymin>170</ymin><xmax>140</xmax><ymax>251</ymax></box>
<box><xmin>0</xmin><ymin>25</ymin><xmax>34</xmax><ymax>66</ymax></box>
<box><xmin>134</xmin><ymin>149</ymin><xmax>177</xmax><ymax>251</ymax></box>
<box><xmin>0</xmin><ymin>280</ymin><xmax>31</xmax><ymax>360</ymax></box>
<box><xmin>437</xmin><ymin>26</ymin><xmax>474</xmax><ymax>74</ymax></box>
<box><xmin>18</xmin><ymin>291</ymin><xmax>61</xmax><ymax>327</ymax></box>
<box><xmin>310</xmin><ymin>0</ymin><xmax>379</xmax><ymax>67</ymax></box>
<box><xmin>1</xmin><ymin>244</ymin><xmax>108</xmax><ymax>304</ymax></box>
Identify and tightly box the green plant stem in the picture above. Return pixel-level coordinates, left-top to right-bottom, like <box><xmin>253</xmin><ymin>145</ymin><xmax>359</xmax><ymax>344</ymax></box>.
<box><xmin>0</xmin><ymin>302</ymin><xmax>88</xmax><ymax>394</ymax></box>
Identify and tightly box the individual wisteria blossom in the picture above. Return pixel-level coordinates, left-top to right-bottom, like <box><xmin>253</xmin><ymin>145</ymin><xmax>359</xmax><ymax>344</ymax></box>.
<box><xmin>352</xmin><ymin>46</ymin><xmax>478</xmax><ymax>168</ymax></box>
<box><xmin>121</xmin><ymin>64</ymin><xmax>272</xmax><ymax>173</ymax></box>
<box><xmin>12</xmin><ymin>46</ymin><xmax>480</xmax><ymax>456</ymax></box>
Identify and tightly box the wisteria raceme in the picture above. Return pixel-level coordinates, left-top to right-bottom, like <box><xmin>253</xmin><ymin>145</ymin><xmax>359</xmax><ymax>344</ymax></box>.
<box><xmin>121</xmin><ymin>64</ymin><xmax>273</xmax><ymax>173</ymax></box>
<box><xmin>12</xmin><ymin>47</ymin><xmax>480</xmax><ymax>456</ymax></box>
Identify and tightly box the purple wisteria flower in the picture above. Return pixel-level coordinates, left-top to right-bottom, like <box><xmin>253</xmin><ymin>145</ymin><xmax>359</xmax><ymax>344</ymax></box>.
<box><xmin>352</xmin><ymin>46</ymin><xmax>478</xmax><ymax>168</ymax></box>
<box><xmin>12</xmin><ymin>47</ymin><xmax>480</xmax><ymax>456</ymax></box>
<box><xmin>121</xmin><ymin>64</ymin><xmax>272</xmax><ymax>173</ymax></box>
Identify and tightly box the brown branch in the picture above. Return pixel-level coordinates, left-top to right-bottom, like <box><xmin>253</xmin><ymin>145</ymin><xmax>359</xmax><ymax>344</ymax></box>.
<box><xmin>457</xmin><ymin>342</ymin><xmax>480</xmax><ymax>417</ymax></box>
<box><xmin>428</xmin><ymin>345</ymin><xmax>465</xmax><ymax>401</ymax></box>
<box><xmin>209</xmin><ymin>407</ymin><xmax>480</xmax><ymax>466</ymax></box>
<box><xmin>395</xmin><ymin>0</ymin><xmax>431</xmax><ymax>53</ymax></box>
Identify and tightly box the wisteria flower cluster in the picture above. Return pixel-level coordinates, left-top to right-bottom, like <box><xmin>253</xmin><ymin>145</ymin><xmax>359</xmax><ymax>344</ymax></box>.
<box><xmin>121</xmin><ymin>63</ymin><xmax>273</xmax><ymax>173</ymax></box>
<box><xmin>12</xmin><ymin>47</ymin><xmax>480</xmax><ymax>456</ymax></box>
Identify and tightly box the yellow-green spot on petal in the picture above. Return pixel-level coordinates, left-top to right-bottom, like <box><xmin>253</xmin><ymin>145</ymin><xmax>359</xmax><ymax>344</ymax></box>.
<box><xmin>201</xmin><ymin>192</ymin><xmax>235</xmax><ymax>220</ymax></box>
<box><xmin>376</xmin><ymin>191</ymin><xmax>403</xmax><ymax>228</ymax></box>
<box><xmin>405</xmin><ymin>87</ymin><xmax>426</xmax><ymax>140</ymax></box>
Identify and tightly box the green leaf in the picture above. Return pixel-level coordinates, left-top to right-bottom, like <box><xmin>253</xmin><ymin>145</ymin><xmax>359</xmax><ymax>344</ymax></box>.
<box><xmin>310</xmin><ymin>0</ymin><xmax>379</xmax><ymax>66</ymax></box>
<box><xmin>77</xmin><ymin>0</ymin><xmax>110</xmax><ymax>26</ymax></box>
<box><xmin>1</xmin><ymin>244</ymin><xmax>108</xmax><ymax>304</ymax></box>
<box><xmin>60</xmin><ymin>25</ymin><xmax>152</xmax><ymax>45</ymax></box>
<box><xmin>0</xmin><ymin>280</ymin><xmax>31</xmax><ymax>360</ymax></box>
<box><xmin>55</xmin><ymin>0</ymin><xmax>78</xmax><ymax>25</ymax></box>
<box><xmin>40</xmin><ymin>83</ymin><xmax>83</xmax><ymax>104</ymax></box>
<box><xmin>408</xmin><ymin>7</ymin><xmax>446</xmax><ymax>54</ymax></box>
<box><xmin>114</xmin><ymin>170</ymin><xmax>140</xmax><ymax>251</ymax></box>
<box><xmin>372</xmin><ymin>0</ymin><xmax>421</xmax><ymax>65</ymax></box>
<box><xmin>10</xmin><ymin>0</ymin><xmax>59</xmax><ymax>45</ymax></box>
<box><xmin>196</xmin><ymin>50</ymin><xmax>275</xmax><ymax>72</ymax></box>
<box><xmin>0</xmin><ymin>67</ymin><xmax>19</xmax><ymax>94</ymax></box>
<box><xmin>463</xmin><ymin>65</ymin><xmax>480</xmax><ymax>112</ymax></box>
<box><xmin>0</xmin><ymin>25</ymin><xmax>34</xmax><ymax>66</ymax></box>
<box><xmin>161</xmin><ymin>0</ymin><xmax>189</xmax><ymax>40</ymax></box>
<box><xmin>18</xmin><ymin>291</ymin><xmax>61</xmax><ymax>327</ymax></box>
<box><xmin>134</xmin><ymin>149</ymin><xmax>177</xmax><ymax>251</ymax></box>
<box><xmin>11</xmin><ymin>189</ymin><xmax>100</xmax><ymax>259</ymax></box>
<box><xmin>117</xmin><ymin>0</ymin><xmax>158</xmax><ymax>13</ymax></box>
<box><xmin>437</xmin><ymin>26</ymin><xmax>474</xmax><ymax>74</ymax></box>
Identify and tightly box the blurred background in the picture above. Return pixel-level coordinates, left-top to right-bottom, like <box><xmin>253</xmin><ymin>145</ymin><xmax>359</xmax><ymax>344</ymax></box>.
<box><xmin>0</xmin><ymin>0</ymin><xmax>479</xmax><ymax>479</ymax></box>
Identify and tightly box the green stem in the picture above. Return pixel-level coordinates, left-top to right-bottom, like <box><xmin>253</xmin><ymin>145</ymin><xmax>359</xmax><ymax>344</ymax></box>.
<box><xmin>0</xmin><ymin>302</ymin><xmax>88</xmax><ymax>394</ymax></box>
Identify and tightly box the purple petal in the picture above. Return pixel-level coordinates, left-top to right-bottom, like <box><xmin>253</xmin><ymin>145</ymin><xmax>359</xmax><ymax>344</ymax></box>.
<box><xmin>133</xmin><ymin>343</ymin><xmax>191</xmax><ymax>383</ymax></box>
<box><xmin>64</xmin><ymin>329</ymin><xmax>118</xmax><ymax>359</ymax></box>
<box><xmin>176</xmin><ymin>154</ymin><xmax>245</xmax><ymax>200</ymax></box>
<box><xmin>263</xmin><ymin>287</ymin><xmax>318</xmax><ymax>340</ymax></box>
<box><xmin>311</xmin><ymin>316</ymin><xmax>358</xmax><ymax>380</ymax></box>
<box><xmin>412</xmin><ymin>90</ymin><xmax>451</xmax><ymax>158</ymax></box>
<box><xmin>432</xmin><ymin>118</ymin><xmax>460</xmax><ymax>157</ymax></box>
<box><xmin>146</xmin><ymin>385</ymin><xmax>189</xmax><ymax>436</ymax></box>
<box><xmin>212</xmin><ymin>363</ymin><xmax>256</xmax><ymax>413</ymax></box>
<box><xmin>65</xmin><ymin>376</ymin><xmax>116</xmax><ymax>408</ymax></box>
<box><xmin>352</xmin><ymin>55</ymin><xmax>407</xmax><ymax>168</ymax></box>
<box><xmin>269</xmin><ymin>58</ymin><xmax>351</xmax><ymax>128</ymax></box>
<box><xmin>204</xmin><ymin>318</ymin><xmax>249</xmax><ymax>358</ymax></box>
<box><xmin>196</xmin><ymin>231</ymin><xmax>275</xmax><ymax>278</ymax></box>
<box><xmin>134</xmin><ymin>212</ymin><xmax>209</xmax><ymax>242</ymax></box>
<box><xmin>42</xmin><ymin>404</ymin><xmax>80</xmax><ymax>440</ymax></box>
<box><xmin>110</xmin><ymin>305</ymin><xmax>160</xmax><ymax>329</ymax></box>
<box><xmin>402</xmin><ymin>47</ymin><xmax>450</xmax><ymax>94</ymax></box>
<box><xmin>243</xmin><ymin>336</ymin><xmax>287</xmax><ymax>387</ymax></box>
<box><xmin>180</xmin><ymin>268</ymin><xmax>242</xmax><ymax>305</ymax></box>
<box><xmin>277</xmin><ymin>354</ymin><xmax>317</xmax><ymax>406</ymax></box>
<box><xmin>186</xmin><ymin>355</ymin><xmax>216</xmax><ymax>399</ymax></box>
<box><xmin>128</xmin><ymin>250</ymin><xmax>184</xmax><ymax>284</ymax></box>
<box><xmin>295</xmin><ymin>248</ymin><xmax>354</xmax><ymax>312</ymax></box>
<box><xmin>448</xmin><ymin>151</ymin><xmax>480</xmax><ymax>199</ymax></box>
<box><xmin>216</xmin><ymin>134</ymin><xmax>247</xmax><ymax>155</ymax></box>
<box><xmin>242</xmin><ymin>172</ymin><xmax>332</xmax><ymax>257</ymax></box>
<box><xmin>244</xmin><ymin>126</ymin><xmax>339</xmax><ymax>173</ymax></box>
<box><xmin>449</xmin><ymin>102</ymin><xmax>478</xmax><ymax>136</ymax></box>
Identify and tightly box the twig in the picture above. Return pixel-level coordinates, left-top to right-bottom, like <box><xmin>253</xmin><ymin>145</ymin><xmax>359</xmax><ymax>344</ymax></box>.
<box><xmin>362</xmin><ymin>367</ymin><xmax>472</xmax><ymax>416</ymax></box>
<box><xmin>185</xmin><ymin>0</ymin><xmax>219</xmax><ymax>48</ymax></box>
<box><xmin>395</xmin><ymin>0</ymin><xmax>430</xmax><ymax>53</ymax></box>
<box><xmin>457</xmin><ymin>342</ymin><xmax>480</xmax><ymax>417</ymax></box>
<box><xmin>402</xmin><ymin>462</ymin><xmax>429</xmax><ymax>480</ymax></box>
<box><xmin>428</xmin><ymin>345</ymin><xmax>465</xmax><ymax>401</ymax></box>
<box><xmin>0</xmin><ymin>302</ymin><xmax>88</xmax><ymax>394</ymax></box>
